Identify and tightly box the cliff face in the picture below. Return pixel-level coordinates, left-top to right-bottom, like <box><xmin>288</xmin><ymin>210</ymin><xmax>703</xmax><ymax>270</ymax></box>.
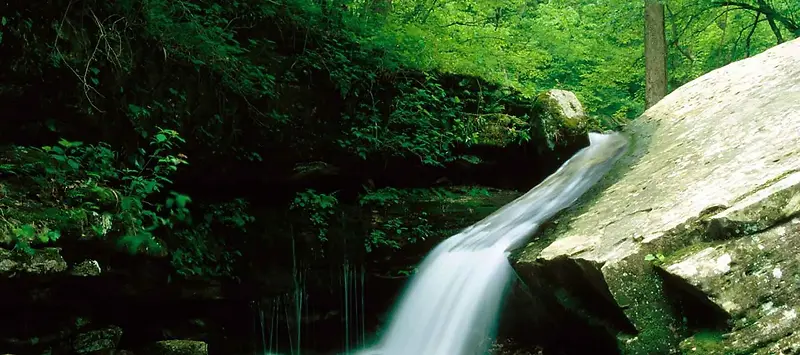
<box><xmin>512</xmin><ymin>38</ymin><xmax>800</xmax><ymax>354</ymax></box>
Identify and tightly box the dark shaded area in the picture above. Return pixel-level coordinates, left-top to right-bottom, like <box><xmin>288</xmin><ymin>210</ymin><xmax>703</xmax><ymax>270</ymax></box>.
<box><xmin>0</xmin><ymin>267</ymin><xmax>411</xmax><ymax>354</ymax></box>
<box><xmin>656</xmin><ymin>268</ymin><xmax>731</xmax><ymax>332</ymax></box>
<box><xmin>496</xmin><ymin>268</ymin><xmax>624</xmax><ymax>355</ymax></box>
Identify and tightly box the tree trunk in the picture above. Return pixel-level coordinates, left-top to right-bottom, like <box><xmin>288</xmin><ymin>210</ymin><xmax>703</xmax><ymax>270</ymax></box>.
<box><xmin>644</xmin><ymin>0</ymin><xmax>668</xmax><ymax>109</ymax></box>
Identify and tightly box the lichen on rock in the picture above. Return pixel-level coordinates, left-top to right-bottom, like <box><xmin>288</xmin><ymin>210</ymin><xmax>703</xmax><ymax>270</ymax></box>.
<box><xmin>70</xmin><ymin>259</ymin><xmax>102</xmax><ymax>277</ymax></box>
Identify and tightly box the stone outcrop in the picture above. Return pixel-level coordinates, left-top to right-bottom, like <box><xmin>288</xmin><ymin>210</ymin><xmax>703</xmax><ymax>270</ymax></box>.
<box><xmin>512</xmin><ymin>38</ymin><xmax>800</xmax><ymax>354</ymax></box>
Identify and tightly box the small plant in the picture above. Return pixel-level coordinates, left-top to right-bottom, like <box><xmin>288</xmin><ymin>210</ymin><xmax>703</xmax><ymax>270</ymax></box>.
<box><xmin>116</xmin><ymin>127</ymin><xmax>190</xmax><ymax>254</ymax></box>
<box><xmin>11</xmin><ymin>224</ymin><xmax>60</xmax><ymax>255</ymax></box>
<box><xmin>644</xmin><ymin>253</ymin><xmax>666</xmax><ymax>264</ymax></box>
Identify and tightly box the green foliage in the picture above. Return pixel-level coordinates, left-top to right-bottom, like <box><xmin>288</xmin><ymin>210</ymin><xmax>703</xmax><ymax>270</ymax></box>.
<box><xmin>11</xmin><ymin>224</ymin><xmax>60</xmax><ymax>255</ymax></box>
<box><xmin>360</xmin><ymin>0</ymin><xmax>796</xmax><ymax>119</ymax></box>
<box><xmin>291</xmin><ymin>189</ymin><xmax>339</xmax><ymax>243</ymax></box>
<box><xmin>0</xmin><ymin>128</ymin><xmax>188</xmax><ymax>256</ymax></box>
<box><xmin>666</xmin><ymin>0</ymin><xmax>799</xmax><ymax>87</ymax></box>
<box><xmin>373</xmin><ymin>0</ymin><xmax>648</xmax><ymax>118</ymax></box>
<box><xmin>342</xmin><ymin>77</ymin><xmax>472</xmax><ymax>165</ymax></box>
<box><xmin>171</xmin><ymin>199</ymin><xmax>253</xmax><ymax>278</ymax></box>
<box><xmin>358</xmin><ymin>187</ymin><xmax>486</xmax><ymax>253</ymax></box>
<box><xmin>139</xmin><ymin>0</ymin><xmax>276</xmax><ymax>98</ymax></box>
<box><xmin>1</xmin><ymin>0</ymin><xmax>797</xmax><ymax>286</ymax></box>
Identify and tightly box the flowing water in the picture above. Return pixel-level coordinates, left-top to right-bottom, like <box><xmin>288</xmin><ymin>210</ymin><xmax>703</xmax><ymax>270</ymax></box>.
<box><xmin>356</xmin><ymin>132</ymin><xmax>629</xmax><ymax>355</ymax></box>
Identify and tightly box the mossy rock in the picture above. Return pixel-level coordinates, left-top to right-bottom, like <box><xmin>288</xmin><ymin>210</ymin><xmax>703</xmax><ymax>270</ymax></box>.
<box><xmin>531</xmin><ymin>89</ymin><xmax>601</xmax><ymax>148</ymax></box>
<box><xmin>146</xmin><ymin>340</ymin><xmax>208</xmax><ymax>355</ymax></box>
<box><xmin>72</xmin><ymin>325</ymin><xmax>123</xmax><ymax>354</ymax></box>
<box><xmin>0</xmin><ymin>247</ymin><xmax>68</xmax><ymax>277</ymax></box>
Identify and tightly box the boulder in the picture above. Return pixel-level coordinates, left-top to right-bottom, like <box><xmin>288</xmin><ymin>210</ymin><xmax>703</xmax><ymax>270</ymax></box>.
<box><xmin>512</xmin><ymin>38</ymin><xmax>800</xmax><ymax>354</ymax></box>
<box><xmin>469</xmin><ymin>88</ymin><xmax>600</xmax><ymax>148</ymax></box>
<box><xmin>531</xmin><ymin>89</ymin><xmax>599</xmax><ymax>149</ymax></box>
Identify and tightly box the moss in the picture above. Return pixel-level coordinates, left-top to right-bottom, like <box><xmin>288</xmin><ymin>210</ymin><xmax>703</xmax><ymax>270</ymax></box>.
<box><xmin>603</xmin><ymin>260</ymin><xmax>685</xmax><ymax>355</ymax></box>
<box><xmin>658</xmin><ymin>241</ymin><xmax>722</xmax><ymax>266</ymax></box>
<box><xmin>680</xmin><ymin>331</ymin><xmax>728</xmax><ymax>354</ymax></box>
<box><xmin>72</xmin><ymin>325</ymin><xmax>123</xmax><ymax>354</ymax></box>
<box><xmin>147</xmin><ymin>340</ymin><xmax>208</xmax><ymax>355</ymax></box>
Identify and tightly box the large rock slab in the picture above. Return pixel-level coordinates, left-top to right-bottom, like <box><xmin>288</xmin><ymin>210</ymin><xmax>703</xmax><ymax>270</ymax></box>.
<box><xmin>513</xmin><ymin>38</ymin><xmax>800</xmax><ymax>354</ymax></box>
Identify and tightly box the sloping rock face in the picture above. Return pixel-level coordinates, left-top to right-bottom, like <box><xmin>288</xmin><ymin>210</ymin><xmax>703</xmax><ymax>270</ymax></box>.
<box><xmin>512</xmin><ymin>38</ymin><xmax>800</xmax><ymax>354</ymax></box>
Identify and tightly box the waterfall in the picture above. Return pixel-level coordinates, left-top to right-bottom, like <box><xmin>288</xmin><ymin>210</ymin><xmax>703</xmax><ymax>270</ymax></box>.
<box><xmin>356</xmin><ymin>132</ymin><xmax>628</xmax><ymax>355</ymax></box>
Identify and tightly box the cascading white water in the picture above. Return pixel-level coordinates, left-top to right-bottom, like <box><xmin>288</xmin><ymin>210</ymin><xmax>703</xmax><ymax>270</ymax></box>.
<box><xmin>357</xmin><ymin>132</ymin><xmax>629</xmax><ymax>355</ymax></box>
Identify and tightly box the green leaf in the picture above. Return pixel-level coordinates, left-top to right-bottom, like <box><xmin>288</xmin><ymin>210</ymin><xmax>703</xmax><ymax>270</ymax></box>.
<box><xmin>16</xmin><ymin>224</ymin><xmax>36</xmax><ymax>239</ymax></box>
<box><xmin>67</xmin><ymin>158</ymin><xmax>80</xmax><ymax>170</ymax></box>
